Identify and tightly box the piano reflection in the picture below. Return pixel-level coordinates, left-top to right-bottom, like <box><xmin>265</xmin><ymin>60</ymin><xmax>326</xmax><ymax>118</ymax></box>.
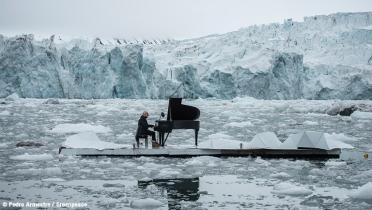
<box><xmin>154</xmin><ymin>98</ymin><xmax>200</xmax><ymax>146</ymax></box>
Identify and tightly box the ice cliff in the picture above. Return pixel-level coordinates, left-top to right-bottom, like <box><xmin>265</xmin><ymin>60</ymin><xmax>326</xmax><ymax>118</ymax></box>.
<box><xmin>1</xmin><ymin>12</ymin><xmax>372</xmax><ymax>99</ymax></box>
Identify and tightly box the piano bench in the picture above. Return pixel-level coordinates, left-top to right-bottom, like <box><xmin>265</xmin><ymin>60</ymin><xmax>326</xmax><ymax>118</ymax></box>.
<box><xmin>135</xmin><ymin>135</ymin><xmax>148</xmax><ymax>148</ymax></box>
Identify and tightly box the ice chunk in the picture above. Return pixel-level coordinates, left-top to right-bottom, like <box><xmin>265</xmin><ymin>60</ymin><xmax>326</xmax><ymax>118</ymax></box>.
<box><xmin>223</xmin><ymin>121</ymin><xmax>253</xmax><ymax>128</ymax></box>
<box><xmin>324</xmin><ymin>132</ymin><xmax>357</xmax><ymax>142</ymax></box>
<box><xmin>5</xmin><ymin>93</ymin><xmax>19</xmax><ymax>101</ymax></box>
<box><xmin>325</xmin><ymin>160</ymin><xmax>347</xmax><ymax>167</ymax></box>
<box><xmin>10</xmin><ymin>153</ymin><xmax>53</xmax><ymax>161</ymax></box>
<box><xmin>185</xmin><ymin>156</ymin><xmax>220</xmax><ymax>166</ymax></box>
<box><xmin>255</xmin><ymin>157</ymin><xmax>271</xmax><ymax>166</ymax></box>
<box><xmin>0</xmin><ymin>110</ymin><xmax>10</xmax><ymax>116</ymax></box>
<box><xmin>63</xmin><ymin>132</ymin><xmax>127</xmax><ymax>149</ymax></box>
<box><xmin>246</xmin><ymin>132</ymin><xmax>282</xmax><ymax>149</ymax></box>
<box><xmin>273</xmin><ymin>182</ymin><xmax>312</xmax><ymax>196</ymax></box>
<box><xmin>350</xmin><ymin>182</ymin><xmax>372</xmax><ymax>200</ymax></box>
<box><xmin>15</xmin><ymin>167</ymin><xmax>62</xmax><ymax>175</ymax></box>
<box><xmin>42</xmin><ymin>178</ymin><xmax>66</xmax><ymax>182</ymax></box>
<box><xmin>50</xmin><ymin>123</ymin><xmax>112</xmax><ymax>134</ymax></box>
<box><xmin>327</xmin><ymin>139</ymin><xmax>354</xmax><ymax>150</ymax></box>
<box><xmin>351</xmin><ymin>111</ymin><xmax>372</xmax><ymax>120</ymax></box>
<box><xmin>157</xmin><ymin>168</ymin><xmax>181</xmax><ymax>178</ymax></box>
<box><xmin>270</xmin><ymin>172</ymin><xmax>291</xmax><ymax>179</ymax></box>
<box><xmin>303</xmin><ymin>121</ymin><xmax>319</xmax><ymax>126</ymax></box>
<box><xmin>0</xmin><ymin>142</ymin><xmax>8</xmax><ymax>148</ymax></box>
<box><xmin>130</xmin><ymin>198</ymin><xmax>163</xmax><ymax>209</ymax></box>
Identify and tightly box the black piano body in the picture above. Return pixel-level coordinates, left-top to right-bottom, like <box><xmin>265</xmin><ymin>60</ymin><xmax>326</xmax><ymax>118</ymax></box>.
<box><xmin>154</xmin><ymin>98</ymin><xmax>200</xmax><ymax>146</ymax></box>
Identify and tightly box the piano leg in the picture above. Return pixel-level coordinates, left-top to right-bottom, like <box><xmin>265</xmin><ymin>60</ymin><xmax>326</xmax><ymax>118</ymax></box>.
<box><xmin>195</xmin><ymin>128</ymin><xmax>199</xmax><ymax>146</ymax></box>
<box><xmin>158</xmin><ymin>132</ymin><xmax>165</xmax><ymax>146</ymax></box>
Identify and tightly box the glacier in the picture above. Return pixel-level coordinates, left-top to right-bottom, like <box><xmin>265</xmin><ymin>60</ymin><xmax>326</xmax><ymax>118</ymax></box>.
<box><xmin>1</xmin><ymin>12</ymin><xmax>372</xmax><ymax>99</ymax></box>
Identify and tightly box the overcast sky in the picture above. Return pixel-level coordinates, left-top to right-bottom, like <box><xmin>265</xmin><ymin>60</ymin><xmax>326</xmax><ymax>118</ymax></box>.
<box><xmin>1</xmin><ymin>0</ymin><xmax>372</xmax><ymax>39</ymax></box>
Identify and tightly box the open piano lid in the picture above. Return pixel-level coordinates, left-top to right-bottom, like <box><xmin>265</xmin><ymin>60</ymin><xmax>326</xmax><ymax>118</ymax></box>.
<box><xmin>167</xmin><ymin>98</ymin><xmax>200</xmax><ymax>121</ymax></box>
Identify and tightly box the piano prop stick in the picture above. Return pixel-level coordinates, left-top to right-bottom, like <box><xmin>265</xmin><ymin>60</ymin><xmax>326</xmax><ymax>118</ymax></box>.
<box><xmin>154</xmin><ymin>98</ymin><xmax>200</xmax><ymax>146</ymax></box>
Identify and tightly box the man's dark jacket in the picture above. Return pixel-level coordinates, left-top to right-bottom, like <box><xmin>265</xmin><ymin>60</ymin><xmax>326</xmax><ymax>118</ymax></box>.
<box><xmin>136</xmin><ymin>115</ymin><xmax>152</xmax><ymax>137</ymax></box>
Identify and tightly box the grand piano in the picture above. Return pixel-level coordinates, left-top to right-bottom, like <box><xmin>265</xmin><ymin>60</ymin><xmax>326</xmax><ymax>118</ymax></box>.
<box><xmin>154</xmin><ymin>98</ymin><xmax>200</xmax><ymax>146</ymax></box>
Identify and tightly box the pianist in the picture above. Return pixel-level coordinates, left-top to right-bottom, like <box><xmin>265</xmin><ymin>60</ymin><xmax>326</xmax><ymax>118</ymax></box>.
<box><xmin>135</xmin><ymin>111</ymin><xmax>156</xmax><ymax>146</ymax></box>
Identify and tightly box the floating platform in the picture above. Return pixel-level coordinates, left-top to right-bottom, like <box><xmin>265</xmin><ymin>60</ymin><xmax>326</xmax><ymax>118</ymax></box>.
<box><xmin>59</xmin><ymin>147</ymin><xmax>341</xmax><ymax>159</ymax></box>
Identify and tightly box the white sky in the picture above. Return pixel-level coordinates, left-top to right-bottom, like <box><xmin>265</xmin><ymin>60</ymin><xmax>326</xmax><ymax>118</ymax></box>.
<box><xmin>1</xmin><ymin>0</ymin><xmax>371</xmax><ymax>39</ymax></box>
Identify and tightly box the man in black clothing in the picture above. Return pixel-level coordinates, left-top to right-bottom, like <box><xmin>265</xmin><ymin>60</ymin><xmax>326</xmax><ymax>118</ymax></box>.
<box><xmin>135</xmin><ymin>111</ymin><xmax>156</xmax><ymax>147</ymax></box>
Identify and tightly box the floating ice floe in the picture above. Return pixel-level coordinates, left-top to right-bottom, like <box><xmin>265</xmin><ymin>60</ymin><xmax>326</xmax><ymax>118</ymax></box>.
<box><xmin>10</xmin><ymin>153</ymin><xmax>53</xmax><ymax>161</ymax></box>
<box><xmin>272</xmin><ymin>182</ymin><xmax>312</xmax><ymax>196</ymax></box>
<box><xmin>270</xmin><ymin>172</ymin><xmax>291</xmax><ymax>179</ymax></box>
<box><xmin>15</xmin><ymin>167</ymin><xmax>62</xmax><ymax>175</ymax></box>
<box><xmin>350</xmin><ymin>182</ymin><xmax>372</xmax><ymax>201</ymax></box>
<box><xmin>130</xmin><ymin>198</ymin><xmax>163</xmax><ymax>209</ymax></box>
<box><xmin>63</xmin><ymin>132</ymin><xmax>127</xmax><ymax>150</ymax></box>
<box><xmin>185</xmin><ymin>156</ymin><xmax>220</xmax><ymax>167</ymax></box>
<box><xmin>0</xmin><ymin>110</ymin><xmax>10</xmax><ymax>116</ymax></box>
<box><xmin>50</xmin><ymin>123</ymin><xmax>112</xmax><ymax>134</ymax></box>
<box><xmin>303</xmin><ymin>120</ymin><xmax>319</xmax><ymax>126</ymax></box>
<box><xmin>280</xmin><ymin>131</ymin><xmax>354</xmax><ymax>150</ymax></box>
<box><xmin>351</xmin><ymin>111</ymin><xmax>372</xmax><ymax>120</ymax></box>
<box><xmin>0</xmin><ymin>142</ymin><xmax>8</xmax><ymax>148</ymax></box>
<box><xmin>42</xmin><ymin>178</ymin><xmax>66</xmax><ymax>182</ymax></box>
<box><xmin>223</xmin><ymin>121</ymin><xmax>253</xmax><ymax>128</ymax></box>
<box><xmin>324</xmin><ymin>132</ymin><xmax>358</xmax><ymax>142</ymax></box>
<box><xmin>325</xmin><ymin>160</ymin><xmax>347</xmax><ymax>167</ymax></box>
<box><xmin>246</xmin><ymin>132</ymin><xmax>282</xmax><ymax>149</ymax></box>
<box><xmin>5</xmin><ymin>93</ymin><xmax>19</xmax><ymax>101</ymax></box>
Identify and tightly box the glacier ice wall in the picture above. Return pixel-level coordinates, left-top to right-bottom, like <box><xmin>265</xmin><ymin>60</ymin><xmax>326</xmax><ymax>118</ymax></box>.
<box><xmin>1</xmin><ymin>12</ymin><xmax>372</xmax><ymax>99</ymax></box>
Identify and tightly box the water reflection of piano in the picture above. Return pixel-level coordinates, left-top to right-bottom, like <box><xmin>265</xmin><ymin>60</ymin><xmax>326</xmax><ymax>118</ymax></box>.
<box><xmin>138</xmin><ymin>178</ymin><xmax>200</xmax><ymax>210</ymax></box>
<box><xmin>154</xmin><ymin>98</ymin><xmax>200</xmax><ymax>146</ymax></box>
